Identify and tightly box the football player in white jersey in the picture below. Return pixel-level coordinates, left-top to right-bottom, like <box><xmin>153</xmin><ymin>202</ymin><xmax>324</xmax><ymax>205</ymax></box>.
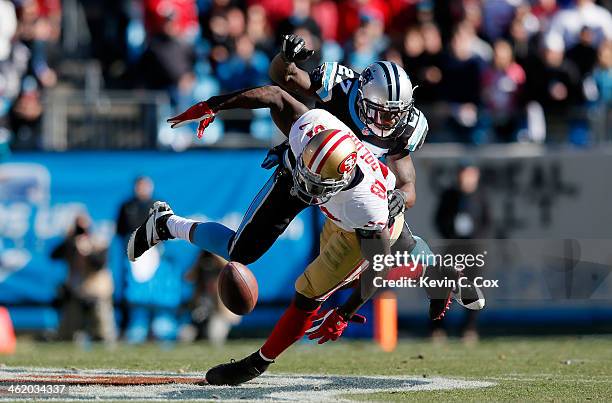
<box><xmin>203</xmin><ymin>111</ymin><xmax>471</xmax><ymax>386</ymax></box>
<box><xmin>163</xmin><ymin>37</ymin><xmax>449</xmax><ymax>317</ymax></box>
<box><xmin>134</xmin><ymin>85</ymin><xmax>461</xmax><ymax>321</ymax></box>
<box><xmin>128</xmin><ymin>86</ymin><xmax>482</xmax><ymax>385</ymax></box>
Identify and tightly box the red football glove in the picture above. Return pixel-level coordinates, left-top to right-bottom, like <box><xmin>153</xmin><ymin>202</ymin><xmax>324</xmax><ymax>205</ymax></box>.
<box><xmin>167</xmin><ymin>101</ymin><xmax>216</xmax><ymax>139</ymax></box>
<box><xmin>305</xmin><ymin>308</ymin><xmax>366</xmax><ymax>344</ymax></box>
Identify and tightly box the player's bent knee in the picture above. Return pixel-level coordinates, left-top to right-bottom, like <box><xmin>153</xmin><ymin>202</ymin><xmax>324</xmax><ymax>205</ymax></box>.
<box><xmin>295</xmin><ymin>274</ymin><xmax>316</xmax><ymax>300</ymax></box>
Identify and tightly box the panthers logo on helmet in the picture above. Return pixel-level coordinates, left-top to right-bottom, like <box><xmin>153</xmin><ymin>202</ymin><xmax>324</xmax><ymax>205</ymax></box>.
<box><xmin>338</xmin><ymin>152</ymin><xmax>357</xmax><ymax>174</ymax></box>
<box><xmin>361</xmin><ymin>67</ymin><xmax>374</xmax><ymax>85</ymax></box>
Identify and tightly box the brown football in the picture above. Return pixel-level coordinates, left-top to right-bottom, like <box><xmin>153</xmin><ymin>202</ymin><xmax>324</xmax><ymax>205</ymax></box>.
<box><xmin>218</xmin><ymin>261</ymin><xmax>258</xmax><ymax>315</ymax></box>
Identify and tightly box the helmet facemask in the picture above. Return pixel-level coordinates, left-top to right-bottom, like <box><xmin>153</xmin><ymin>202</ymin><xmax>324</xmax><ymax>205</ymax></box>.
<box><xmin>292</xmin><ymin>156</ymin><xmax>351</xmax><ymax>205</ymax></box>
<box><xmin>357</xmin><ymin>61</ymin><xmax>417</xmax><ymax>139</ymax></box>
<box><xmin>358</xmin><ymin>91</ymin><xmax>414</xmax><ymax>139</ymax></box>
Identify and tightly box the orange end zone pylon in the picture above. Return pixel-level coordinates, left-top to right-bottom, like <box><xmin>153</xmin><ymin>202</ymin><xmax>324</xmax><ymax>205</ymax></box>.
<box><xmin>373</xmin><ymin>291</ymin><xmax>398</xmax><ymax>352</ymax></box>
<box><xmin>0</xmin><ymin>306</ymin><xmax>16</xmax><ymax>354</ymax></box>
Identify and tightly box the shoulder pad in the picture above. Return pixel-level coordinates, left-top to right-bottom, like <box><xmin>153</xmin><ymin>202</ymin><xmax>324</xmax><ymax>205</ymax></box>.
<box><xmin>403</xmin><ymin>108</ymin><xmax>429</xmax><ymax>152</ymax></box>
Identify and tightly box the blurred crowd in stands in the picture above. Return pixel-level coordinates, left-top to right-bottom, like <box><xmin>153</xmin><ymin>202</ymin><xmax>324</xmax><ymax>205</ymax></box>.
<box><xmin>0</xmin><ymin>0</ymin><xmax>611</xmax><ymax>149</ymax></box>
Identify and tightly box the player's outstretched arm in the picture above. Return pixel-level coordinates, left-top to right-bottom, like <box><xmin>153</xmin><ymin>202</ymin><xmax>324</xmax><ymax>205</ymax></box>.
<box><xmin>168</xmin><ymin>86</ymin><xmax>308</xmax><ymax>137</ymax></box>
<box><xmin>338</xmin><ymin>227</ymin><xmax>393</xmax><ymax>319</ymax></box>
<box><xmin>269</xmin><ymin>35</ymin><xmax>318</xmax><ymax>100</ymax></box>
<box><xmin>208</xmin><ymin>86</ymin><xmax>308</xmax><ymax>136</ymax></box>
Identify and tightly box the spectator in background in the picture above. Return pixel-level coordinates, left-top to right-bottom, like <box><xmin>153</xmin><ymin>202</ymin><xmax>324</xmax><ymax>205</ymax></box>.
<box><xmin>0</xmin><ymin>1</ymin><xmax>25</xmax><ymax>143</ymax></box>
<box><xmin>310</xmin><ymin>0</ymin><xmax>339</xmax><ymax>42</ymax></box>
<box><xmin>204</xmin><ymin>7</ymin><xmax>233</xmax><ymax>66</ymax></box>
<box><xmin>277</xmin><ymin>0</ymin><xmax>321</xmax><ymax>42</ymax></box>
<box><xmin>399</xmin><ymin>22</ymin><xmax>444</xmax><ymax>100</ymax></box>
<box><xmin>9</xmin><ymin>76</ymin><xmax>43</xmax><ymax>149</ymax></box>
<box><xmin>51</xmin><ymin>213</ymin><xmax>116</xmax><ymax>343</ymax></box>
<box><xmin>144</xmin><ymin>0</ymin><xmax>199</xmax><ymax>40</ymax></box>
<box><xmin>226</xmin><ymin>7</ymin><xmax>247</xmax><ymax>42</ymax></box>
<box><xmin>434</xmin><ymin>162</ymin><xmax>491</xmax><ymax>344</ymax></box>
<box><xmin>343</xmin><ymin>14</ymin><xmax>384</xmax><ymax>72</ymax></box>
<box><xmin>513</xmin><ymin>3</ymin><xmax>541</xmax><ymax>39</ymax></box>
<box><xmin>525</xmin><ymin>35</ymin><xmax>582</xmax><ymax>139</ymax></box>
<box><xmin>246</xmin><ymin>5</ymin><xmax>275</xmax><ymax>58</ymax></box>
<box><xmin>441</xmin><ymin>26</ymin><xmax>483</xmax><ymax>143</ymax></box>
<box><xmin>592</xmin><ymin>41</ymin><xmax>612</xmax><ymax>106</ymax></box>
<box><xmin>0</xmin><ymin>1</ymin><xmax>47</xmax><ymax>151</ymax></box>
<box><xmin>566</xmin><ymin>27</ymin><xmax>599</xmax><ymax>79</ymax></box>
<box><xmin>181</xmin><ymin>252</ymin><xmax>240</xmax><ymax>345</ymax></box>
<box><xmin>481</xmin><ymin>0</ymin><xmax>523</xmax><ymax>42</ymax></box>
<box><xmin>216</xmin><ymin>33</ymin><xmax>270</xmax><ymax>133</ymax></box>
<box><xmin>216</xmin><ymin>34</ymin><xmax>269</xmax><ymax>91</ymax></box>
<box><xmin>590</xmin><ymin>40</ymin><xmax>612</xmax><ymax>140</ymax></box>
<box><xmin>433</xmin><ymin>0</ymin><xmax>468</xmax><ymax>43</ymax></box>
<box><xmin>115</xmin><ymin>176</ymin><xmax>155</xmax><ymax>334</ymax></box>
<box><xmin>116</xmin><ymin>176</ymin><xmax>155</xmax><ymax>241</ymax></box>
<box><xmin>249</xmin><ymin>0</ymin><xmax>293</xmax><ymax>28</ymax></box>
<box><xmin>81</xmin><ymin>0</ymin><xmax>131</xmax><ymax>85</ymax></box>
<box><xmin>435</xmin><ymin>163</ymin><xmax>491</xmax><ymax>240</ymax></box>
<box><xmin>137</xmin><ymin>2</ymin><xmax>196</xmax><ymax>104</ymax></box>
<box><xmin>546</xmin><ymin>0</ymin><xmax>612</xmax><ymax>50</ymax></box>
<box><xmin>456</xmin><ymin>20</ymin><xmax>492</xmax><ymax>66</ymax></box>
<box><xmin>402</xmin><ymin>26</ymin><xmax>426</xmax><ymax>81</ymax></box>
<box><xmin>507</xmin><ymin>7</ymin><xmax>541</xmax><ymax>68</ymax></box>
<box><xmin>531</xmin><ymin>0</ymin><xmax>559</xmax><ymax>32</ymax></box>
<box><xmin>14</xmin><ymin>0</ymin><xmax>58</xmax><ymax>88</ymax></box>
<box><xmin>336</xmin><ymin>0</ymin><xmax>389</xmax><ymax>45</ymax></box>
<box><xmin>482</xmin><ymin>39</ymin><xmax>526</xmax><ymax>142</ymax></box>
<box><xmin>418</xmin><ymin>22</ymin><xmax>445</xmax><ymax>103</ymax></box>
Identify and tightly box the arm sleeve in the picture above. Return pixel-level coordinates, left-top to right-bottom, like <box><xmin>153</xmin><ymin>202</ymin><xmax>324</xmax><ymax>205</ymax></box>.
<box><xmin>309</xmin><ymin>62</ymin><xmax>356</xmax><ymax>102</ymax></box>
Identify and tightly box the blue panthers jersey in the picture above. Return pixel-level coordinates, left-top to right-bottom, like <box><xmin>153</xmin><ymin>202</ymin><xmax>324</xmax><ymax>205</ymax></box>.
<box><xmin>309</xmin><ymin>62</ymin><xmax>429</xmax><ymax>158</ymax></box>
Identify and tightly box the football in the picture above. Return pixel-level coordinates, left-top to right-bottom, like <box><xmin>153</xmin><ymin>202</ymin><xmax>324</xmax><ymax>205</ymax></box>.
<box><xmin>218</xmin><ymin>261</ymin><xmax>258</xmax><ymax>315</ymax></box>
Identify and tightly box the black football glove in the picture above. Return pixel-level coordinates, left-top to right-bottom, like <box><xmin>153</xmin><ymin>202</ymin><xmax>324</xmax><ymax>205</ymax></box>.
<box><xmin>281</xmin><ymin>34</ymin><xmax>315</xmax><ymax>63</ymax></box>
<box><xmin>261</xmin><ymin>141</ymin><xmax>289</xmax><ymax>169</ymax></box>
<box><xmin>388</xmin><ymin>189</ymin><xmax>407</xmax><ymax>220</ymax></box>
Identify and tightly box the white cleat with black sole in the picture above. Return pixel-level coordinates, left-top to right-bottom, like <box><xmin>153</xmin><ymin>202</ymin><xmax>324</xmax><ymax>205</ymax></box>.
<box><xmin>127</xmin><ymin>201</ymin><xmax>175</xmax><ymax>262</ymax></box>
<box><xmin>453</xmin><ymin>279</ymin><xmax>486</xmax><ymax>310</ymax></box>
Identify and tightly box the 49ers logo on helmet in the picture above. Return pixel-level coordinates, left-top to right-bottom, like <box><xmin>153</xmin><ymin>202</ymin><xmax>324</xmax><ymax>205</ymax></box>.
<box><xmin>338</xmin><ymin>152</ymin><xmax>357</xmax><ymax>174</ymax></box>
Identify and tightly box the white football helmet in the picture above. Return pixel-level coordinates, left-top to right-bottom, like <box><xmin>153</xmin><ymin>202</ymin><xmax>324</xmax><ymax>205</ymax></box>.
<box><xmin>357</xmin><ymin>61</ymin><xmax>415</xmax><ymax>139</ymax></box>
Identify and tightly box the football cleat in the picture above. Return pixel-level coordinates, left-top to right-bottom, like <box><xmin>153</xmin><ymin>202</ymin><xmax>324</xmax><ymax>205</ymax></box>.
<box><xmin>454</xmin><ymin>279</ymin><xmax>486</xmax><ymax>310</ymax></box>
<box><xmin>424</xmin><ymin>265</ymin><xmax>458</xmax><ymax>320</ymax></box>
<box><xmin>429</xmin><ymin>295</ymin><xmax>453</xmax><ymax>321</ymax></box>
<box><xmin>205</xmin><ymin>351</ymin><xmax>272</xmax><ymax>386</ymax></box>
<box><xmin>127</xmin><ymin>201</ymin><xmax>174</xmax><ymax>262</ymax></box>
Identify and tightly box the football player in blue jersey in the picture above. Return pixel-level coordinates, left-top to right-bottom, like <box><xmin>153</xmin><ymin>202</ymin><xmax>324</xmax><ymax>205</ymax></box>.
<box><xmin>270</xmin><ymin>35</ymin><xmax>429</xmax><ymax>212</ymax></box>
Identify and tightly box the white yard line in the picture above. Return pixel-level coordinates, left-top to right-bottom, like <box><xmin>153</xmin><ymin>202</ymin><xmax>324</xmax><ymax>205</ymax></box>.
<box><xmin>0</xmin><ymin>368</ymin><xmax>495</xmax><ymax>402</ymax></box>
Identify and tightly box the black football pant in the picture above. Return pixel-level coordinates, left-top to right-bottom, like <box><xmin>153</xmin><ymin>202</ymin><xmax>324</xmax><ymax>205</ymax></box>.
<box><xmin>228</xmin><ymin>167</ymin><xmax>310</xmax><ymax>264</ymax></box>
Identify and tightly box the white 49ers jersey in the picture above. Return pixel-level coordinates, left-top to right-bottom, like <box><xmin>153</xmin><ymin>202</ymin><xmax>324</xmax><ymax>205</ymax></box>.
<box><xmin>289</xmin><ymin>109</ymin><xmax>396</xmax><ymax>232</ymax></box>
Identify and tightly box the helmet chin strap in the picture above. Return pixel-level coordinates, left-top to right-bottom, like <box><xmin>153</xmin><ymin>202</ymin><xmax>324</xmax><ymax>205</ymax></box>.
<box><xmin>368</xmin><ymin>123</ymin><xmax>389</xmax><ymax>138</ymax></box>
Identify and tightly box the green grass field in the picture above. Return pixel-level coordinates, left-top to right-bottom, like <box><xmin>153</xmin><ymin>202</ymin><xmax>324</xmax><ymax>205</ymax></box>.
<box><xmin>2</xmin><ymin>336</ymin><xmax>611</xmax><ymax>401</ymax></box>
